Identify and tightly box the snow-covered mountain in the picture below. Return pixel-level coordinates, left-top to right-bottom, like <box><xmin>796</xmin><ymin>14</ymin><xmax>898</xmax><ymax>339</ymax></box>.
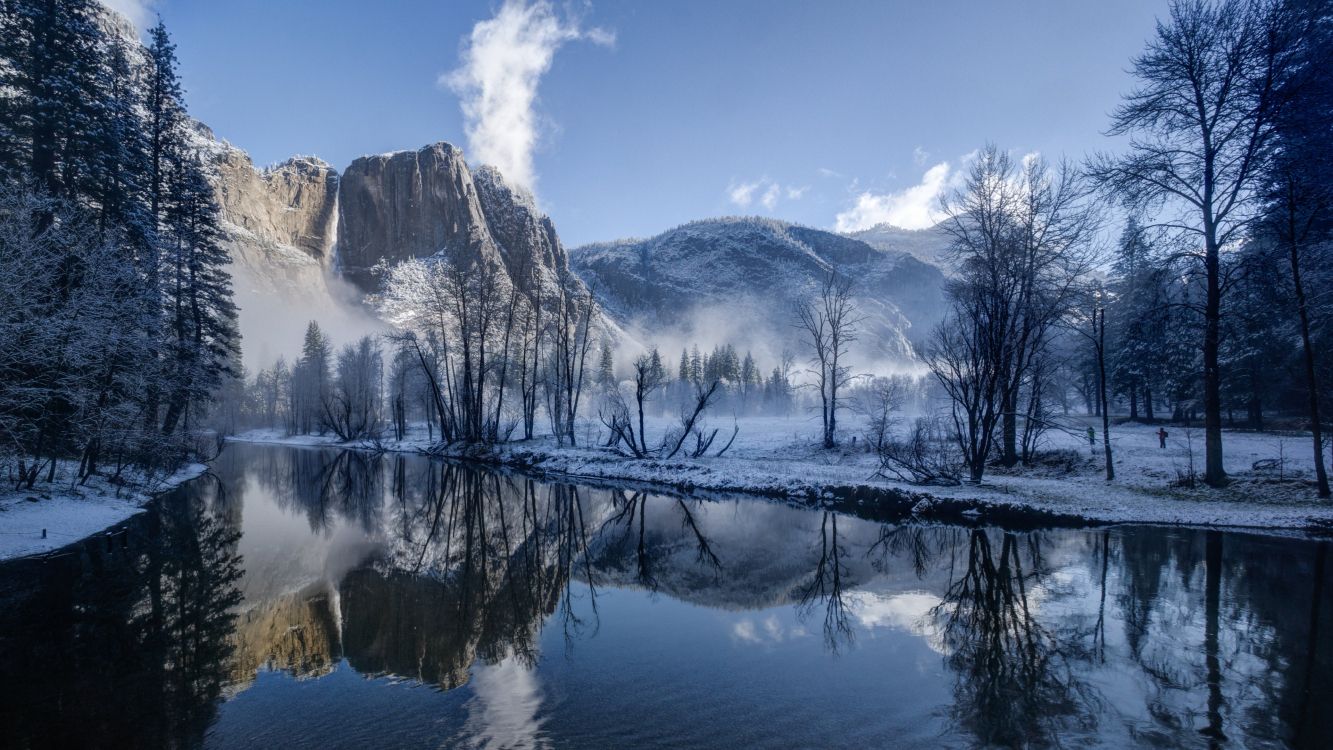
<box><xmin>570</xmin><ymin>217</ymin><xmax>948</xmax><ymax>367</ymax></box>
<box><xmin>843</xmin><ymin>222</ymin><xmax>953</xmax><ymax>267</ymax></box>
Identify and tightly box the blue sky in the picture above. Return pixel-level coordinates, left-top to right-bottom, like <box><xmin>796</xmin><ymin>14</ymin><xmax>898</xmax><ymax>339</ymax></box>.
<box><xmin>114</xmin><ymin>0</ymin><xmax>1170</xmax><ymax>247</ymax></box>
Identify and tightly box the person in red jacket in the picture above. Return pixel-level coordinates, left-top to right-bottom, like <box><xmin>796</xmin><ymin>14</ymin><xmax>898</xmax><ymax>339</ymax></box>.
<box><xmin>1157</xmin><ymin>427</ymin><xmax>1168</xmax><ymax>448</ymax></box>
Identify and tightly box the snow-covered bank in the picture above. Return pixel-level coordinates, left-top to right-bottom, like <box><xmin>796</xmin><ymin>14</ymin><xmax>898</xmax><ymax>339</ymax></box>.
<box><xmin>0</xmin><ymin>462</ymin><xmax>209</xmax><ymax>561</ymax></box>
<box><xmin>228</xmin><ymin>417</ymin><xmax>1333</xmax><ymax>532</ymax></box>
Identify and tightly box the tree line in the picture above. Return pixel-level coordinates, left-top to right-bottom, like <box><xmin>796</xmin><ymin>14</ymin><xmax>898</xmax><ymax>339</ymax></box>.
<box><xmin>882</xmin><ymin>0</ymin><xmax>1333</xmax><ymax>494</ymax></box>
<box><xmin>0</xmin><ymin>0</ymin><xmax>237</xmax><ymax>488</ymax></box>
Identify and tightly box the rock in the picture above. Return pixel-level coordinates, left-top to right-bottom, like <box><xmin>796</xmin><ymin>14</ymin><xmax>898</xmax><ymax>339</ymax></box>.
<box><xmin>336</xmin><ymin>143</ymin><xmax>493</xmax><ymax>291</ymax></box>
<box><xmin>213</xmin><ymin>146</ymin><xmax>340</xmax><ymax>264</ymax></box>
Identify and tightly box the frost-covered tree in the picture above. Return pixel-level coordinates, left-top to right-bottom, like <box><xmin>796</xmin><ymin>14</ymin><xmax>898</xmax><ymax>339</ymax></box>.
<box><xmin>0</xmin><ymin>5</ymin><xmax>235</xmax><ymax>483</ymax></box>
<box><xmin>795</xmin><ymin>270</ymin><xmax>861</xmax><ymax>449</ymax></box>
<box><xmin>1089</xmin><ymin>0</ymin><xmax>1304</xmax><ymax>485</ymax></box>
<box><xmin>291</xmin><ymin>321</ymin><xmax>333</xmax><ymax>435</ymax></box>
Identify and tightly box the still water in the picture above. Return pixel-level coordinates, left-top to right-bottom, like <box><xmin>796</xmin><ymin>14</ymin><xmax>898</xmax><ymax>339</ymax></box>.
<box><xmin>0</xmin><ymin>442</ymin><xmax>1329</xmax><ymax>749</ymax></box>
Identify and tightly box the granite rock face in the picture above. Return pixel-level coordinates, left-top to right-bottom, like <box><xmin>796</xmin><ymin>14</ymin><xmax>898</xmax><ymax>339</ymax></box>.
<box><xmin>213</xmin><ymin>147</ymin><xmax>340</xmax><ymax>264</ymax></box>
<box><xmin>335</xmin><ymin>143</ymin><xmax>493</xmax><ymax>291</ymax></box>
<box><xmin>202</xmin><ymin>134</ymin><xmax>594</xmax><ymax>365</ymax></box>
<box><xmin>472</xmin><ymin>164</ymin><xmax>569</xmax><ymax>291</ymax></box>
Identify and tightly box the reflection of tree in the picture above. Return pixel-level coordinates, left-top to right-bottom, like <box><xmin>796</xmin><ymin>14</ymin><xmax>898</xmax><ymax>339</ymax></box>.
<box><xmin>151</xmin><ymin>490</ymin><xmax>244</xmax><ymax>745</ymax></box>
<box><xmin>595</xmin><ymin>490</ymin><xmax>723</xmax><ymax>591</ymax></box>
<box><xmin>1294</xmin><ymin>541</ymin><xmax>1329</xmax><ymax>746</ymax></box>
<box><xmin>238</xmin><ymin>443</ymin><xmax>383</xmax><ymax>534</ymax></box>
<box><xmin>341</xmin><ymin>465</ymin><xmax>602</xmax><ymax>688</ymax></box>
<box><xmin>1201</xmin><ymin>531</ymin><xmax>1225</xmax><ymax>747</ymax></box>
<box><xmin>934</xmin><ymin>530</ymin><xmax>1095</xmax><ymax>747</ymax></box>
<box><xmin>866</xmin><ymin>524</ymin><xmax>938</xmax><ymax>578</ymax></box>
<box><xmin>797</xmin><ymin>511</ymin><xmax>853</xmax><ymax>652</ymax></box>
<box><xmin>0</xmin><ymin>479</ymin><xmax>242</xmax><ymax>749</ymax></box>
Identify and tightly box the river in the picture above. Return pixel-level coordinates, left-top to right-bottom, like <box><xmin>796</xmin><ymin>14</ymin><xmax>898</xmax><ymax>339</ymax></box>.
<box><xmin>0</xmin><ymin>442</ymin><xmax>1328</xmax><ymax>748</ymax></box>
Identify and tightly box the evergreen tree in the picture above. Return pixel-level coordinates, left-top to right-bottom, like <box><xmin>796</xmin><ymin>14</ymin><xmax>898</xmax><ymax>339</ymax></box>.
<box><xmin>596</xmin><ymin>339</ymin><xmax>615</xmax><ymax>392</ymax></box>
<box><xmin>648</xmin><ymin>346</ymin><xmax>665</xmax><ymax>384</ymax></box>
<box><xmin>293</xmin><ymin>321</ymin><xmax>333</xmax><ymax>434</ymax></box>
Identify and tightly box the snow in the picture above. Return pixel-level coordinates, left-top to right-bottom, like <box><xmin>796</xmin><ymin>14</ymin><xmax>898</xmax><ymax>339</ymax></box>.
<box><xmin>229</xmin><ymin>415</ymin><xmax>1333</xmax><ymax>532</ymax></box>
<box><xmin>0</xmin><ymin>462</ymin><xmax>208</xmax><ymax>561</ymax></box>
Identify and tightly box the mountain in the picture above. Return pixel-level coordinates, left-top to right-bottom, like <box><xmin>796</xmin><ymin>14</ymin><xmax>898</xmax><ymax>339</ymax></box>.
<box><xmin>570</xmin><ymin>217</ymin><xmax>948</xmax><ymax>367</ymax></box>
<box><xmin>843</xmin><ymin>223</ymin><xmax>953</xmax><ymax>267</ymax></box>
<box><xmin>195</xmin><ymin>132</ymin><xmax>579</xmax><ymax>368</ymax></box>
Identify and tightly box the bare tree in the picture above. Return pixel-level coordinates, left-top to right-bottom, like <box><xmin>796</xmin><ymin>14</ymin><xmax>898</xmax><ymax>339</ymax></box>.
<box><xmin>940</xmin><ymin>147</ymin><xmax>1096</xmax><ymax>470</ymax></box>
<box><xmin>1067</xmin><ymin>291</ymin><xmax>1116</xmax><ymax>481</ymax></box>
<box><xmin>323</xmin><ymin>336</ymin><xmax>384</xmax><ymax>441</ymax></box>
<box><xmin>1089</xmin><ymin>0</ymin><xmax>1301</xmax><ymax>486</ymax></box>
<box><xmin>794</xmin><ymin>270</ymin><xmax>861</xmax><ymax>449</ymax></box>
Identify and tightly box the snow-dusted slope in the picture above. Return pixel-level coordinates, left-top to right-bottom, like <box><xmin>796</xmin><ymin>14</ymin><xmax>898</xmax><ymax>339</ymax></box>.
<box><xmin>843</xmin><ymin>222</ymin><xmax>953</xmax><ymax>267</ymax></box>
<box><xmin>570</xmin><ymin>217</ymin><xmax>948</xmax><ymax>365</ymax></box>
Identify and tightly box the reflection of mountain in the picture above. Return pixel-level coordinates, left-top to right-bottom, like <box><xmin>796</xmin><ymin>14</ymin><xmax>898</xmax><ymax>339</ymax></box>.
<box><xmin>3</xmin><ymin>443</ymin><xmax>1331</xmax><ymax>748</ymax></box>
<box><xmin>229</xmin><ymin>583</ymin><xmax>341</xmax><ymax>686</ymax></box>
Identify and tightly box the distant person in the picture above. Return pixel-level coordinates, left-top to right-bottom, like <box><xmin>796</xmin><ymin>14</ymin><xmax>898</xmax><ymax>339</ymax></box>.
<box><xmin>1087</xmin><ymin>426</ymin><xmax>1096</xmax><ymax>446</ymax></box>
<box><xmin>1157</xmin><ymin>427</ymin><xmax>1168</xmax><ymax>449</ymax></box>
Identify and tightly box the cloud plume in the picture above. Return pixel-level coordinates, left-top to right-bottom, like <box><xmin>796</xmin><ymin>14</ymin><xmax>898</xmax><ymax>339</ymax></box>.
<box><xmin>444</xmin><ymin>0</ymin><xmax>612</xmax><ymax>195</ymax></box>
<box><xmin>834</xmin><ymin>162</ymin><xmax>953</xmax><ymax>232</ymax></box>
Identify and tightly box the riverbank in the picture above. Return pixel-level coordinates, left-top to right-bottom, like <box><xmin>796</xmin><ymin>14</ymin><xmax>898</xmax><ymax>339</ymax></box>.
<box><xmin>230</xmin><ymin>417</ymin><xmax>1333</xmax><ymax>532</ymax></box>
<box><xmin>0</xmin><ymin>462</ymin><xmax>209</xmax><ymax>561</ymax></box>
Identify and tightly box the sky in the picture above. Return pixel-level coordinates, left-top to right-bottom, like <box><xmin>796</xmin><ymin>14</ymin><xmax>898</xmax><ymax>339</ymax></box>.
<box><xmin>108</xmin><ymin>0</ymin><xmax>1171</xmax><ymax>247</ymax></box>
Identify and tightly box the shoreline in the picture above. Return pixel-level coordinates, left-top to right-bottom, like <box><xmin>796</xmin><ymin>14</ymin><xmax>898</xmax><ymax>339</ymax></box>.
<box><xmin>0</xmin><ymin>462</ymin><xmax>210</xmax><ymax>562</ymax></box>
<box><xmin>228</xmin><ymin>427</ymin><xmax>1333</xmax><ymax>534</ymax></box>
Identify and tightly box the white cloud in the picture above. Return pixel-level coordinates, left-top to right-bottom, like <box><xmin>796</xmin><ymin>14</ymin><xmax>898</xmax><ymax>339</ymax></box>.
<box><xmin>834</xmin><ymin>161</ymin><xmax>954</xmax><ymax>232</ymax></box>
<box><xmin>99</xmin><ymin>0</ymin><xmax>156</xmax><ymax>30</ymax></box>
<box><xmin>444</xmin><ymin>0</ymin><xmax>613</xmax><ymax>194</ymax></box>
<box><xmin>728</xmin><ymin>180</ymin><xmax>761</xmax><ymax>208</ymax></box>
<box><xmin>728</xmin><ymin>178</ymin><xmax>803</xmax><ymax>211</ymax></box>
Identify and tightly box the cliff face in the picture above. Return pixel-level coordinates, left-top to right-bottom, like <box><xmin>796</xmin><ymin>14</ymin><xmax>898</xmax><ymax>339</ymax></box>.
<box><xmin>472</xmin><ymin>165</ymin><xmax>568</xmax><ymax>290</ymax></box>
<box><xmin>335</xmin><ymin>143</ymin><xmax>494</xmax><ymax>291</ymax></box>
<box><xmin>213</xmin><ymin>147</ymin><xmax>340</xmax><ymax>264</ymax></box>
<box><xmin>203</xmin><ymin>134</ymin><xmax>595</xmax><ymax>366</ymax></box>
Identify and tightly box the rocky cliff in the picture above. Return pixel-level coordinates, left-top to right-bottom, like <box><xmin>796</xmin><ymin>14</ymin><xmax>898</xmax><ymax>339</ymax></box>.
<box><xmin>199</xmin><ymin>133</ymin><xmax>585</xmax><ymax>367</ymax></box>
<box><xmin>213</xmin><ymin>146</ymin><xmax>339</xmax><ymax>264</ymax></box>
<box><xmin>335</xmin><ymin>143</ymin><xmax>493</xmax><ymax>291</ymax></box>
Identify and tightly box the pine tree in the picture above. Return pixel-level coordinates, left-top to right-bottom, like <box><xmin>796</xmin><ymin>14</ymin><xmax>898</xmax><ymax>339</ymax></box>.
<box><xmin>596</xmin><ymin>339</ymin><xmax>615</xmax><ymax>392</ymax></box>
<box><xmin>648</xmin><ymin>346</ymin><xmax>664</xmax><ymax>384</ymax></box>
<box><xmin>294</xmin><ymin>321</ymin><xmax>333</xmax><ymax>434</ymax></box>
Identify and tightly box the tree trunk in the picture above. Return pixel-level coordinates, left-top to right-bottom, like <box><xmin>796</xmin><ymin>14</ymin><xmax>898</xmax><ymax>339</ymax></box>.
<box><xmin>1203</xmin><ymin>231</ymin><xmax>1226</xmax><ymax>486</ymax></box>
<box><xmin>1098</xmin><ymin>309</ymin><xmax>1114</xmax><ymax>481</ymax></box>
<box><xmin>1289</xmin><ymin>241</ymin><xmax>1330</xmax><ymax>497</ymax></box>
<box><xmin>1001</xmin><ymin>389</ymin><xmax>1018</xmax><ymax>467</ymax></box>
<box><xmin>1144</xmin><ymin>385</ymin><xmax>1155</xmax><ymax>422</ymax></box>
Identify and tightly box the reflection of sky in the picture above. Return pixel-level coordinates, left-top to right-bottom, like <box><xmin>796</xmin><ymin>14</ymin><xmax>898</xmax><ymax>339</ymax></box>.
<box><xmin>196</xmin><ymin>446</ymin><xmax>1331</xmax><ymax>748</ymax></box>
<box><xmin>232</xmin><ymin>472</ymin><xmax>381</xmax><ymax>606</ymax></box>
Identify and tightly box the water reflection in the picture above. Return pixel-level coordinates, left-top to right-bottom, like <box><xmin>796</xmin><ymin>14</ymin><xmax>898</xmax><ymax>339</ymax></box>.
<box><xmin>0</xmin><ymin>442</ymin><xmax>1329</xmax><ymax>749</ymax></box>
<box><xmin>0</xmin><ymin>483</ymin><xmax>241</xmax><ymax>749</ymax></box>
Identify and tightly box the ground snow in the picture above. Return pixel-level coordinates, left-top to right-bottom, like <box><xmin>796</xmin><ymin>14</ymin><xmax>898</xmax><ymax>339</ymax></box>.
<box><xmin>230</xmin><ymin>415</ymin><xmax>1333</xmax><ymax>532</ymax></box>
<box><xmin>0</xmin><ymin>462</ymin><xmax>208</xmax><ymax>561</ymax></box>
